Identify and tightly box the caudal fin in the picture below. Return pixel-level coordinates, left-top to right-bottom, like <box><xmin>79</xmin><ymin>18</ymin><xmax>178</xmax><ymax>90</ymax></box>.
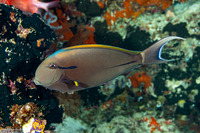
<box><xmin>140</xmin><ymin>36</ymin><xmax>185</xmax><ymax>64</ymax></box>
<box><xmin>35</xmin><ymin>1</ymin><xmax>60</xmax><ymax>12</ymax></box>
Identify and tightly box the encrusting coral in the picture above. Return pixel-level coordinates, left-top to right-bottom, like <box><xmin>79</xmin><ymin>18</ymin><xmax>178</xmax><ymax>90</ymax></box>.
<box><xmin>9</xmin><ymin>102</ymin><xmax>43</xmax><ymax>128</ymax></box>
<box><xmin>98</xmin><ymin>0</ymin><xmax>187</xmax><ymax>27</ymax></box>
<box><xmin>129</xmin><ymin>72</ymin><xmax>152</xmax><ymax>92</ymax></box>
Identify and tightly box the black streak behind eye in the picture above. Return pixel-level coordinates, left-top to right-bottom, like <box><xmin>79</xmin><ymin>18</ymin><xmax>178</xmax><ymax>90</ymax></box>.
<box><xmin>58</xmin><ymin>66</ymin><xmax>77</xmax><ymax>69</ymax></box>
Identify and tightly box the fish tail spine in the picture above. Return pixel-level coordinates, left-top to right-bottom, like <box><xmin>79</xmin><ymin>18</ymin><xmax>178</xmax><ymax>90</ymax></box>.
<box><xmin>140</xmin><ymin>36</ymin><xmax>185</xmax><ymax>64</ymax></box>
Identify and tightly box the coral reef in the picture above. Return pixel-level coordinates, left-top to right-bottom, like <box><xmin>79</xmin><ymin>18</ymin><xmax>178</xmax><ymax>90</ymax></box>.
<box><xmin>94</xmin><ymin>0</ymin><xmax>186</xmax><ymax>30</ymax></box>
<box><xmin>47</xmin><ymin>0</ymin><xmax>200</xmax><ymax>132</ymax></box>
<box><xmin>22</xmin><ymin>117</ymin><xmax>46</xmax><ymax>133</ymax></box>
<box><xmin>53</xmin><ymin>0</ymin><xmax>200</xmax><ymax>132</ymax></box>
<box><xmin>52</xmin><ymin>114</ymin><xmax>88</xmax><ymax>133</ymax></box>
<box><xmin>53</xmin><ymin>92</ymin><xmax>83</xmax><ymax>117</ymax></box>
<box><xmin>91</xmin><ymin>114</ymin><xmax>180</xmax><ymax>133</ymax></box>
<box><xmin>0</xmin><ymin>0</ymin><xmax>59</xmax><ymax>13</ymax></box>
<box><xmin>1</xmin><ymin>0</ymin><xmax>200</xmax><ymax>132</ymax></box>
<box><xmin>129</xmin><ymin>72</ymin><xmax>152</xmax><ymax>92</ymax></box>
<box><xmin>0</xmin><ymin>3</ymin><xmax>63</xmax><ymax>129</ymax></box>
<box><xmin>10</xmin><ymin>102</ymin><xmax>41</xmax><ymax>128</ymax></box>
<box><xmin>42</xmin><ymin>2</ymin><xmax>96</xmax><ymax>48</ymax></box>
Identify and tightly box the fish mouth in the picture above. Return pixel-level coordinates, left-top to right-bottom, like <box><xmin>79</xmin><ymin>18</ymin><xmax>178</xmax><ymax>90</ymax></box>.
<box><xmin>33</xmin><ymin>78</ymin><xmax>42</xmax><ymax>85</ymax></box>
<box><xmin>33</xmin><ymin>77</ymin><xmax>52</xmax><ymax>87</ymax></box>
<box><xmin>34</xmin><ymin>70</ymin><xmax>64</xmax><ymax>87</ymax></box>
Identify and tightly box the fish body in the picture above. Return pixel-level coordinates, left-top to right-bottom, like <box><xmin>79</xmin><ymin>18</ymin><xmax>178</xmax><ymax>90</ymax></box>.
<box><xmin>34</xmin><ymin>36</ymin><xmax>184</xmax><ymax>94</ymax></box>
<box><xmin>1</xmin><ymin>0</ymin><xmax>59</xmax><ymax>13</ymax></box>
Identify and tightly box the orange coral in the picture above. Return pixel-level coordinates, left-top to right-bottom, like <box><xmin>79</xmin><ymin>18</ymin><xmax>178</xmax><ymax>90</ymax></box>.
<box><xmin>104</xmin><ymin>0</ymin><xmax>145</xmax><ymax>27</ymax></box>
<box><xmin>97</xmin><ymin>1</ymin><xmax>105</xmax><ymax>8</ymax></box>
<box><xmin>179</xmin><ymin>0</ymin><xmax>187</xmax><ymax>2</ymax></box>
<box><xmin>101</xmin><ymin>99</ymin><xmax>114</xmax><ymax>110</ymax></box>
<box><xmin>45</xmin><ymin>8</ymin><xmax>75</xmax><ymax>41</ymax></box>
<box><xmin>83</xmin><ymin>26</ymin><xmax>96</xmax><ymax>44</ymax></box>
<box><xmin>133</xmin><ymin>0</ymin><xmax>172</xmax><ymax>10</ymax></box>
<box><xmin>128</xmin><ymin>72</ymin><xmax>151</xmax><ymax>91</ymax></box>
<box><xmin>149</xmin><ymin>117</ymin><xmax>162</xmax><ymax>133</ymax></box>
<box><xmin>67</xmin><ymin>25</ymin><xmax>96</xmax><ymax>46</ymax></box>
<box><xmin>103</xmin><ymin>0</ymin><xmax>187</xmax><ymax>27</ymax></box>
<box><xmin>43</xmin><ymin>5</ymin><xmax>96</xmax><ymax>46</ymax></box>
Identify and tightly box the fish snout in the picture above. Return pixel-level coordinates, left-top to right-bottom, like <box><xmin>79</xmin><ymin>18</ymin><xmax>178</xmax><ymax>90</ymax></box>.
<box><xmin>33</xmin><ymin>78</ymin><xmax>41</xmax><ymax>85</ymax></box>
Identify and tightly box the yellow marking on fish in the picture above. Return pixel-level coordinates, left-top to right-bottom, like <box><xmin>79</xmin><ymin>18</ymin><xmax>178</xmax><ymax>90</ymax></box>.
<box><xmin>74</xmin><ymin>81</ymin><xmax>79</xmax><ymax>86</ymax></box>
<box><xmin>65</xmin><ymin>44</ymin><xmax>141</xmax><ymax>55</ymax></box>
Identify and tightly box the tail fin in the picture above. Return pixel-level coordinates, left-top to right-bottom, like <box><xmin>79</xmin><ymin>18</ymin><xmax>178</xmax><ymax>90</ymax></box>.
<box><xmin>35</xmin><ymin>1</ymin><xmax>60</xmax><ymax>12</ymax></box>
<box><xmin>140</xmin><ymin>36</ymin><xmax>185</xmax><ymax>64</ymax></box>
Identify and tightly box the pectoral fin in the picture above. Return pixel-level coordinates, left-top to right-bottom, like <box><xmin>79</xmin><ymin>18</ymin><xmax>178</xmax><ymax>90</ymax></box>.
<box><xmin>62</xmin><ymin>78</ymin><xmax>90</xmax><ymax>91</ymax></box>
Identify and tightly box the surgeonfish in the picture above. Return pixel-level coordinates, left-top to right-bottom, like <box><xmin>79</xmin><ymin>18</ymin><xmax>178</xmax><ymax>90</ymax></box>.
<box><xmin>34</xmin><ymin>36</ymin><xmax>184</xmax><ymax>94</ymax></box>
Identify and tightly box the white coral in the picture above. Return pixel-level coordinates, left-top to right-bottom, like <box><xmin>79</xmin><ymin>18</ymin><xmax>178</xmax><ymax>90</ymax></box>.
<box><xmin>52</xmin><ymin>115</ymin><xmax>88</xmax><ymax>133</ymax></box>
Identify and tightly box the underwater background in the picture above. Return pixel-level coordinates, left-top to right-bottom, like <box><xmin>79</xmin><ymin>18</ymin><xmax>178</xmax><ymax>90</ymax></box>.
<box><xmin>0</xmin><ymin>0</ymin><xmax>200</xmax><ymax>132</ymax></box>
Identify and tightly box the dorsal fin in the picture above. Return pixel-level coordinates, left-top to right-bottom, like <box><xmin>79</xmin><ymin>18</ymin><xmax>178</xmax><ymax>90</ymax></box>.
<box><xmin>65</xmin><ymin>44</ymin><xmax>141</xmax><ymax>55</ymax></box>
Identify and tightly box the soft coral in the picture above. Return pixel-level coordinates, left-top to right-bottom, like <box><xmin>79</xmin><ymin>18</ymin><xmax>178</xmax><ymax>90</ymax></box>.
<box><xmin>0</xmin><ymin>0</ymin><xmax>59</xmax><ymax>14</ymax></box>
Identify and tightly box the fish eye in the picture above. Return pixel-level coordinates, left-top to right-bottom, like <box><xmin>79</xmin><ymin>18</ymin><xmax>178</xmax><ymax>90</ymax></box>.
<box><xmin>49</xmin><ymin>63</ymin><xmax>57</xmax><ymax>69</ymax></box>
